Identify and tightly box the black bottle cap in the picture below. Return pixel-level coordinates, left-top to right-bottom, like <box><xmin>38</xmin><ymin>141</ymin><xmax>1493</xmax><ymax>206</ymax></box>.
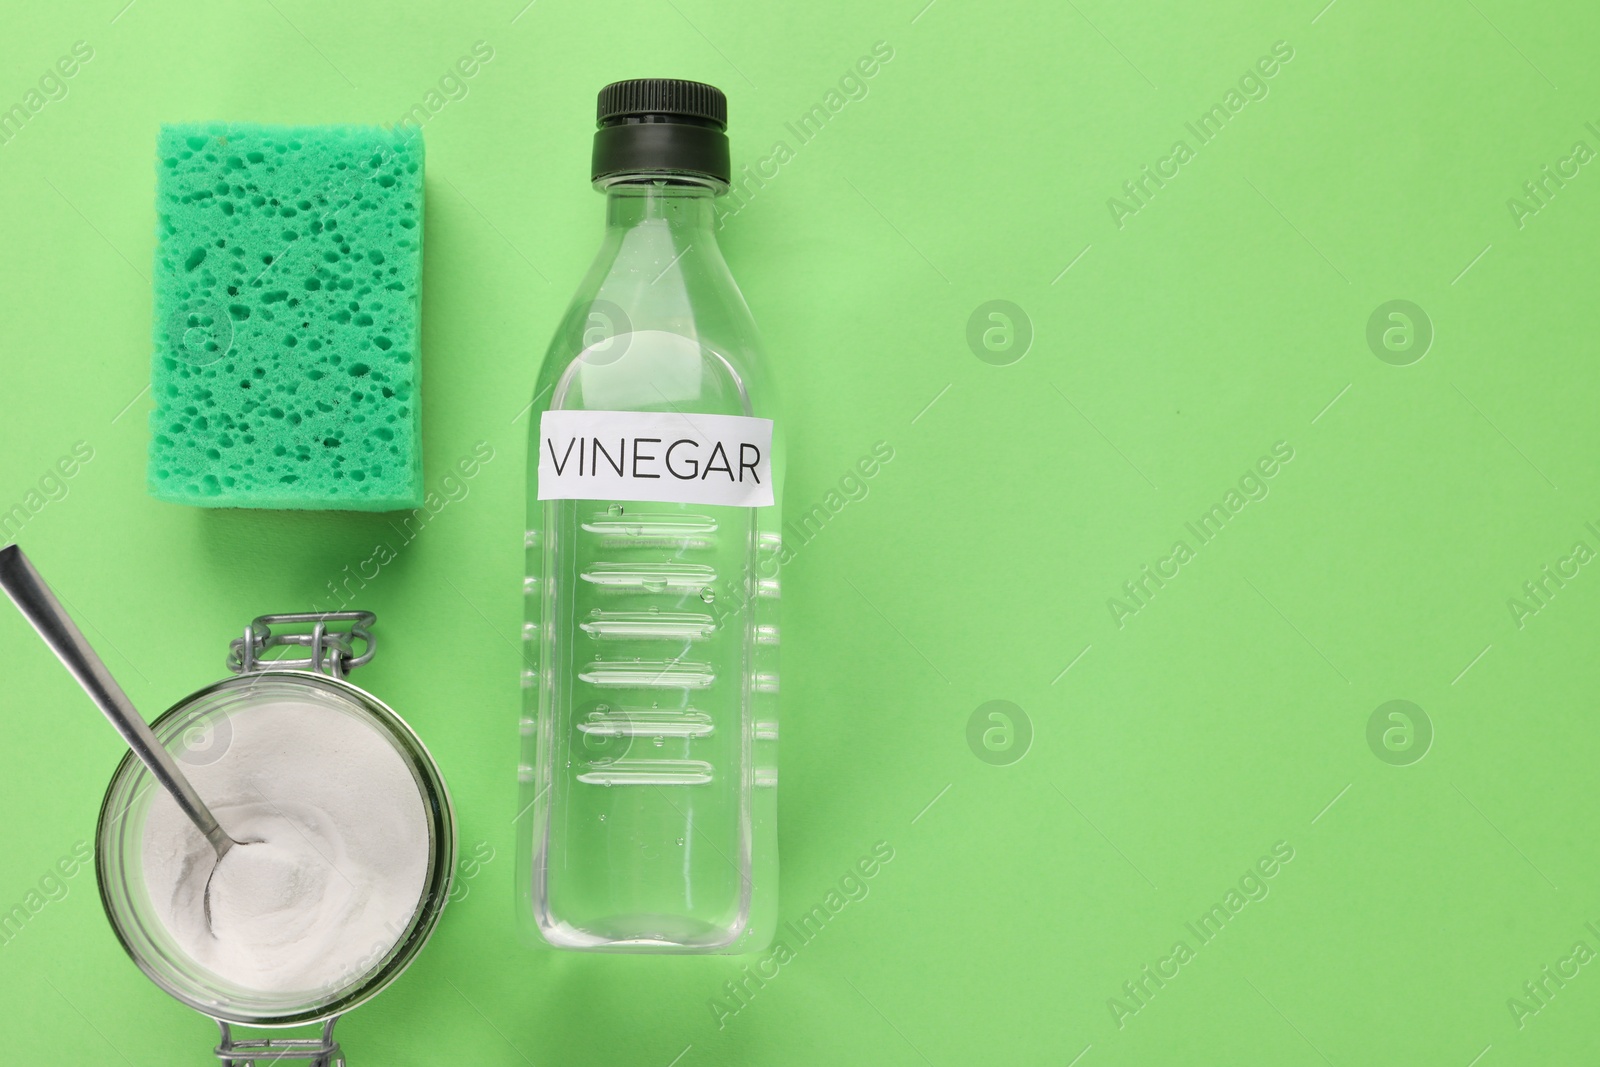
<box><xmin>592</xmin><ymin>78</ymin><xmax>730</xmax><ymax>187</ymax></box>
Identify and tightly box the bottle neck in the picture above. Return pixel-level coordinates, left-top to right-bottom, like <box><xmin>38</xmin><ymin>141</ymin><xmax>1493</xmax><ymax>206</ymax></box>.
<box><xmin>602</xmin><ymin>181</ymin><xmax>719</xmax><ymax>236</ymax></box>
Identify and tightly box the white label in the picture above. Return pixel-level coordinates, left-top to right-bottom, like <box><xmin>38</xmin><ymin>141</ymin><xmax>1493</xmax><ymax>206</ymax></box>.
<box><xmin>537</xmin><ymin>409</ymin><xmax>774</xmax><ymax>507</ymax></box>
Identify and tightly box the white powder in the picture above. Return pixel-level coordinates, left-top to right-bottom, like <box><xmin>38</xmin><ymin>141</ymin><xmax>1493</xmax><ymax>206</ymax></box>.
<box><xmin>141</xmin><ymin>698</ymin><xmax>429</xmax><ymax>996</ymax></box>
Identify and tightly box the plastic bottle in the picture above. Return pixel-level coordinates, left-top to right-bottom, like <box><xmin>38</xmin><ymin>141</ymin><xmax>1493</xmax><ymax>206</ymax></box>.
<box><xmin>519</xmin><ymin>79</ymin><xmax>781</xmax><ymax>953</ymax></box>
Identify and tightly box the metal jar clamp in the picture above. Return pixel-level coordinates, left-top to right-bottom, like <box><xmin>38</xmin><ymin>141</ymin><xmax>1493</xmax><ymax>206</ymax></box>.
<box><xmin>228</xmin><ymin>611</ymin><xmax>377</xmax><ymax>680</ymax></box>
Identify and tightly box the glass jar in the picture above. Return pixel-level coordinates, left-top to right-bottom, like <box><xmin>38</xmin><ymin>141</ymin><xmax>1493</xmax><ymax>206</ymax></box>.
<box><xmin>93</xmin><ymin>614</ymin><xmax>454</xmax><ymax>1053</ymax></box>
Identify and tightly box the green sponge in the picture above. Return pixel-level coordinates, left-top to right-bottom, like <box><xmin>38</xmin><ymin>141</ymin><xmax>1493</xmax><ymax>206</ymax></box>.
<box><xmin>149</xmin><ymin>123</ymin><xmax>424</xmax><ymax>510</ymax></box>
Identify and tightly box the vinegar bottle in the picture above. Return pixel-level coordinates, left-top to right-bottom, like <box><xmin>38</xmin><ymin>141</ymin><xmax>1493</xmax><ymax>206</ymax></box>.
<box><xmin>519</xmin><ymin>79</ymin><xmax>781</xmax><ymax>952</ymax></box>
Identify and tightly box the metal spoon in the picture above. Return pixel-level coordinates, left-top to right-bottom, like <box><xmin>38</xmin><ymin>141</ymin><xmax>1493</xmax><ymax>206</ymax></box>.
<box><xmin>0</xmin><ymin>544</ymin><xmax>242</xmax><ymax>862</ymax></box>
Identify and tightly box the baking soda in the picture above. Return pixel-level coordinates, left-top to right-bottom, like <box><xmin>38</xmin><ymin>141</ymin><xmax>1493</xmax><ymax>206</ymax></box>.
<box><xmin>141</xmin><ymin>699</ymin><xmax>428</xmax><ymax>994</ymax></box>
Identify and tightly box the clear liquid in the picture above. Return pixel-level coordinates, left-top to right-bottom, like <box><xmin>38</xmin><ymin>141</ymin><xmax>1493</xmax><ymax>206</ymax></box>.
<box><xmin>520</xmin><ymin>182</ymin><xmax>780</xmax><ymax>953</ymax></box>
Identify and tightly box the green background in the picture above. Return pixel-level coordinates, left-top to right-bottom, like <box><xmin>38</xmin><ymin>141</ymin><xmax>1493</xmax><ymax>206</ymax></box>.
<box><xmin>0</xmin><ymin>0</ymin><xmax>1596</xmax><ymax>1063</ymax></box>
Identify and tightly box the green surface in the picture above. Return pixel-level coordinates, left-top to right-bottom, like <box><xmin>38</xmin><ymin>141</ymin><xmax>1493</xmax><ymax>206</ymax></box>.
<box><xmin>150</xmin><ymin>123</ymin><xmax>424</xmax><ymax>509</ymax></box>
<box><xmin>0</xmin><ymin>0</ymin><xmax>1597</xmax><ymax>1063</ymax></box>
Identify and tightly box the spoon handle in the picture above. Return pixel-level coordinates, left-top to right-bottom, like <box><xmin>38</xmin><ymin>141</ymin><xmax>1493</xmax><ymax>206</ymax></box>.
<box><xmin>0</xmin><ymin>545</ymin><xmax>234</xmax><ymax>858</ymax></box>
